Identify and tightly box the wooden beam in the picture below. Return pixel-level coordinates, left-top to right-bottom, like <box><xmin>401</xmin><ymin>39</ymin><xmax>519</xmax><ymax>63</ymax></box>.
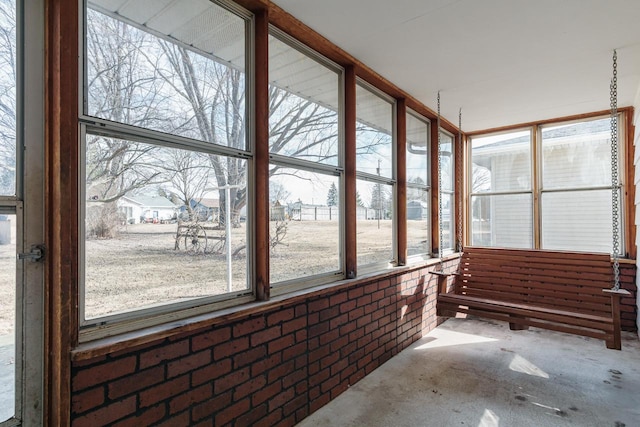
<box><xmin>430</xmin><ymin>120</ymin><xmax>440</xmax><ymax>257</ymax></box>
<box><xmin>45</xmin><ymin>0</ymin><xmax>79</xmax><ymax>424</ymax></box>
<box><xmin>254</xmin><ymin>9</ymin><xmax>270</xmax><ymax>300</ymax></box>
<box><xmin>344</xmin><ymin>66</ymin><xmax>357</xmax><ymax>278</ymax></box>
<box><xmin>397</xmin><ymin>99</ymin><xmax>407</xmax><ymax>265</ymax></box>
<box><xmin>624</xmin><ymin>108</ymin><xmax>636</xmax><ymax>259</ymax></box>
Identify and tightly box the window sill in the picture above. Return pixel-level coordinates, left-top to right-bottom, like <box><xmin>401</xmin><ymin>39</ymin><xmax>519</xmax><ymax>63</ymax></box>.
<box><xmin>71</xmin><ymin>256</ymin><xmax>457</xmax><ymax>362</ymax></box>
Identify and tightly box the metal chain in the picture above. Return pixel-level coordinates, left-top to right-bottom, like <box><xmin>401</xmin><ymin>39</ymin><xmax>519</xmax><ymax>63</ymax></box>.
<box><xmin>456</xmin><ymin>108</ymin><xmax>463</xmax><ymax>253</ymax></box>
<box><xmin>437</xmin><ymin>91</ymin><xmax>444</xmax><ymax>267</ymax></box>
<box><xmin>610</xmin><ymin>50</ymin><xmax>620</xmax><ymax>290</ymax></box>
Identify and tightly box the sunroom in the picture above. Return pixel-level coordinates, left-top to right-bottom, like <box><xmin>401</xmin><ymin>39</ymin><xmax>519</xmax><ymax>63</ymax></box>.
<box><xmin>1</xmin><ymin>0</ymin><xmax>639</xmax><ymax>425</ymax></box>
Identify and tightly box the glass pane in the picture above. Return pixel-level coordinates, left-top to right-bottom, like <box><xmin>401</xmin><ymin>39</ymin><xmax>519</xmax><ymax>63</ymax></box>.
<box><xmin>439</xmin><ymin>132</ymin><xmax>454</xmax><ymax>192</ymax></box>
<box><xmin>0</xmin><ymin>0</ymin><xmax>16</xmax><ymax>196</ymax></box>
<box><xmin>541</xmin><ymin>189</ymin><xmax>618</xmax><ymax>253</ymax></box>
<box><xmin>471</xmin><ymin>194</ymin><xmax>532</xmax><ymax>248</ymax></box>
<box><xmin>356</xmin><ymin>84</ymin><xmax>393</xmax><ymax>178</ymax></box>
<box><xmin>471</xmin><ymin>130</ymin><xmax>531</xmax><ymax>193</ymax></box>
<box><xmin>440</xmin><ymin>192</ymin><xmax>454</xmax><ymax>252</ymax></box>
<box><xmin>542</xmin><ymin>118</ymin><xmax>612</xmax><ymax>190</ymax></box>
<box><xmin>406</xmin><ymin>112</ymin><xmax>428</xmax><ymax>185</ymax></box>
<box><xmin>357</xmin><ymin>179</ymin><xmax>393</xmax><ymax>266</ymax></box>
<box><xmin>86</xmin><ymin>1</ymin><xmax>247</xmax><ymax>150</ymax></box>
<box><xmin>407</xmin><ymin>187</ymin><xmax>429</xmax><ymax>257</ymax></box>
<box><xmin>269</xmin><ymin>36</ymin><xmax>340</xmax><ymax>165</ymax></box>
<box><xmin>269</xmin><ymin>168</ymin><xmax>340</xmax><ymax>283</ymax></box>
<box><xmin>84</xmin><ymin>134</ymin><xmax>248</xmax><ymax>319</ymax></box>
<box><xmin>0</xmin><ymin>214</ymin><xmax>15</xmax><ymax>422</ymax></box>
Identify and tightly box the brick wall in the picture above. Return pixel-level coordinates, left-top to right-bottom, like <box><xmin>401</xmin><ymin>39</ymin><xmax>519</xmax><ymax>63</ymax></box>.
<box><xmin>70</xmin><ymin>260</ymin><xmax>457</xmax><ymax>427</ymax></box>
<box><xmin>70</xmin><ymin>256</ymin><xmax>637</xmax><ymax>426</ymax></box>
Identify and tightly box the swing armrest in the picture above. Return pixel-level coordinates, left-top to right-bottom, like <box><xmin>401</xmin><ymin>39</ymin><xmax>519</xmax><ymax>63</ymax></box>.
<box><xmin>430</xmin><ymin>271</ymin><xmax>460</xmax><ymax>294</ymax></box>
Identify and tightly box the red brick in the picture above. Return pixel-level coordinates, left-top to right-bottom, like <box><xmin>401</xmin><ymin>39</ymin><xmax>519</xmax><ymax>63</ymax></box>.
<box><xmin>192</xmin><ymin>358</ymin><xmax>232</xmax><ymax>386</ymax></box>
<box><xmin>268</xmin><ymin>307</ymin><xmax>295</xmax><ymax>326</ymax></box>
<box><xmin>191</xmin><ymin>327</ymin><xmax>231</xmax><ymax>352</ymax></box>
<box><xmin>339</xmin><ymin>299</ymin><xmax>357</xmax><ymax>314</ymax></box>
<box><xmin>155</xmin><ymin>411</ymin><xmax>190</xmax><ymax>427</ymax></box>
<box><xmin>139</xmin><ymin>340</ymin><xmax>189</xmax><ymax>369</ymax></box>
<box><xmin>308</xmin><ymin>322</ymin><xmax>329</xmax><ymax>338</ymax></box>
<box><xmin>309</xmin><ymin>367</ymin><xmax>330</xmax><ymax>387</ymax></box>
<box><xmin>234</xmin><ymin>317</ymin><xmax>266</xmax><ymax>337</ymax></box>
<box><xmin>167</xmin><ymin>349</ymin><xmax>211</xmax><ymax>378</ymax></box>
<box><xmin>348</xmin><ymin>307</ymin><xmax>364</xmax><ymax>321</ymax></box>
<box><xmin>251</xmin><ymin>325</ymin><xmax>281</xmax><ymax>346</ymax></box>
<box><xmin>252</xmin><ymin>381</ymin><xmax>282</xmax><ymax>406</ymax></box>
<box><xmin>73</xmin><ymin>357</ymin><xmax>137</xmax><ymax>391</ymax></box>
<box><xmin>251</xmin><ymin>353</ymin><xmax>282</xmax><ymax>377</ymax></box>
<box><xmin>253</xmin><ymin>409</ymin><xmax>284</xmax><ymax>427</ymax></box>
<box><xmin>233</xmin><ymin>345</ymin><xmax>267</xmax><ymax>368</ymax></box>
<box><xmin>282</xmin><ymin>342</ymin><xmax>307</xmax><ymax>362</ymax></box>
<box><xmin>214</xmin><ymin>366</ymin><xmax>250</xmax><ymax>394</ymax></box>
<box><xmin>319</xmin><ymin>306</ymin><xmax>340</xmax><ymax>322</ymax></box>
<box><xmin>108</xmin><ymin>366</ymin><xmax>164</xmax><ymax>399</ymax></box>
<box><xmin>139</xmin><ymin>375</ymin><xmax>190</xmax><ymax>408</ymax></box>
<box><xmin>329</xmin><ymin>292</ymin><xmax>348</xmax><ymax>306</ymax></box>
<box><xmin>320</xmin><ymin>351</ymin><xmax>340</xmax><ymax>370</ymax></box>
<box><xmin>282</xmin><ymin>317</ymin><xmax>307</xmax><ymax>335</ymax></box>
<box><xmin>268</xmin><ymin>387</ymin><xmax>295</xmax><ymax>413</ymax></box>
<box><xmin>269</xmin><ymin>334</ymin><xmax>294</xmax><ymax>353</ymax></box>
<box><xmin>308</xmin><ymin>298</ymin><xmax>330</xmax><ymax>313</ymax></box>
<box><xmin>268</xmin><ymin>360</ymin><xmax>295</xmax><ymax>384</ymax></box>
<box><xmin>283</xmin><ymin>368</ymin><xmax>307</xmax><ymax>389</ymax></box>
<box><xmin>330</xmin><ymin>357</ymin><xmax>348</xmax><ymax>377</ymax></box>
<box><xmin>295</xmin><ymin>304</ymin><xmax>307</xmax><ymax>317</ymax></box>
<box><xmin>111</xmin><ymin>404</ymin><xmax>166</xmax><ymax>427</ymax></box>
<box><xmin>348</xmin><ymin>287</ymin><xmax>364</xmax><ymax>299</ymax></box>
<box><xmin>191</xmin><ymin>390</ymin><xmax>232</xmax><ymax>421</ymax></box>
<box><xmin>357</xmin><ymin>294</ymin><xmax>372</xmax><ymax>306</ymax></box>
<box><xmin>214</xmin><ymin>337</ymin><xmax>249</xmax><ymax>360</ymax></box>
<box><xmin>72</xmin><ymin>386</ymin><xmax>104</xmax><ymax>414</ymax></box>
<box><xmin>233</xmin><ymin>375</ymin><xmax>267</xmax><ymax>400</ymax></box>
<box><xmin>215</xmin><ymin>397</ymin><xmax>251</xmax><ymax>426</ymax></box>
<box><xmin>169</xmin><ymin>383</ymin><xmax>213</xmax><ymax>414</ymax></box>
<box><xmin>309</xmin><ymin>393</ymin><xmax>330</xmax><ymax>414</ymax></box>
<box><xmin>329</xmin><ymin>313</ymin><xmax>348</xmax><ymax>330</ymax></box>
<box><xmin>236</xmin><ymin>403</ymin><xmax>268</xmax><ymax>426</ymax></box>
<box><xmin>72</xmin><ymin>396</ymin><xmax>136</xmax><ymax>427</ymax></box>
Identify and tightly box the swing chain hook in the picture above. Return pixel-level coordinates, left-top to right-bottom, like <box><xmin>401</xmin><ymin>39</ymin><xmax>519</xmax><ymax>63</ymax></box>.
<box><xmin>610</xmin><ymin>49</ymin><xmax>620</xmax><ymax>291</ymax></box>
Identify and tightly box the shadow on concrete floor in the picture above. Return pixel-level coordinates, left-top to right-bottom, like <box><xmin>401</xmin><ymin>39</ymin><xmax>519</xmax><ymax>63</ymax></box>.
<box><xmin>297</xmin><ymin>318</ymin><xmax>640</xmax><ymax>427</ymax></box>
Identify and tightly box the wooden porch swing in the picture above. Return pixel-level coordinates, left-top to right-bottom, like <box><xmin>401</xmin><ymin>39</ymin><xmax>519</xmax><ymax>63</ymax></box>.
<box><xmin>432</xmin><ymin>56</ymin><xmax>630</xmax><ymax>349</ymax></box>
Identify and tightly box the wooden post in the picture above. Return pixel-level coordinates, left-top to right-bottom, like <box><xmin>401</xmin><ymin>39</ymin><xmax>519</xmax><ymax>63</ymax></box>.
<box><xmin>254</xmin><ymin>9</ymin><xmax>270</xmax><ymax>300</ymax></box>
<box><xmin>603</xmin><ymin>288</ymin><xmax>630</xmax><ymax>350</ymax></box>
<box><xmin>397</xmin><ymin>99</ymin><xmax>407</xmax><ymax>265</ymax></box>
<box><xmin>344</xmin><ymin>66</ymin><xmax>357</xmax><ymax>278</ymax></box>
<box><xmin>430</xmin><ymin>120</ymin><xmax>440</xmax><ymax>257</ymax></box>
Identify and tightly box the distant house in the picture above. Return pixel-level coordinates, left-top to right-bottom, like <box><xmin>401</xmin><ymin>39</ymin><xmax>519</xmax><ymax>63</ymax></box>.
<box><xmin>407</xmin><ymin>200</ymin><xmax>429</xmax><ymax>220</ymax></box>
<box><xmin>180</xmin><ymin>198</ymin><xmax>220</xmax><ymax>222</ymax></box>
<box><xmin>118</xmin><ymin>195</ymin><xmax>178</xmax><ymax>224</ymax></box>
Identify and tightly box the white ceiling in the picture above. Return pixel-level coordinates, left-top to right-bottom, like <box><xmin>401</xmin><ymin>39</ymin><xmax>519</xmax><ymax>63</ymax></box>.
<box><xmin>272</xmin><ymin>0</ymin><xmax>640</xmax><ymax>132</ymax></box>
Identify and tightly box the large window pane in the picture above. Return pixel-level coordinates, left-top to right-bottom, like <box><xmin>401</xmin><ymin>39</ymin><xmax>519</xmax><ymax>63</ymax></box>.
<box><xmin>356</xmin><ymin>84</ymin><xmax>393</xmax><ymax>178</ymax></box>
<box><xmin>86</xmin><ymin>1</ymin><xmax>247</xmax><ymax>150</ymax></box>
<box><xmin>84</xmin><ymin>135</ymin><xmax>249</xmax><ymax>320</ymax></box>
<box><xmin>357</xmin><ymin>179</ymin><xmax>393</xmax><ymax>266</ymax></box>
<box><xmin>471</xmin><ymin>194</ymin><xmax>532</xmax><ymax>248</ymax></box>
<box><xmin>0</xmin><ymin>214</ymin><xmax>15</xmax><ymax>422</ymax></box>
<box><xmin>269</xmin><ymin>169</ymin><xmax>340</xmax><ymax>283</ymax></box>
<box><xmin>439</xmin><ymin>132</ymin><xmax>454</xmax><ymax>192</ymax></box>
<box><xmin>407</xmin><ymin>188</ymin><xmax>429</xmax><ymax>257</ymax></box>
<box><xmin>471</xmin><ymin>130</ymin><xmax>531</xmax><ymax>193</ymax></box>
<box><xmin>542</xmin><ymin>118</ymin><xmax>612</xmax><ymax>190</ymax></box>
<box><xmin>541</xmin><ymin>190</ymin><xmax>618</xmax><ymax>253</ymax></box>
<box><xmin>406</xmin><ymin>112</ymin><xmax>428</xmax><ymax>185</ymax></box>
<box><xmin>0</xmin><ymin>0</ymin><xmax>16</xmax><ymax>196</ymax></box>
<box><xmin>269</xmin><ymin>35</ymin><xmax>339</xmax><ymax>165</ymax></box>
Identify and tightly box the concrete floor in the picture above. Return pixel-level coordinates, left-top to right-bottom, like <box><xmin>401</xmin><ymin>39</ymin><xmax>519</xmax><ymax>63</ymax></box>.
<box><xmin>298</xmin><ymin>318</ymin><xmax>640</xmax><ymax>427</ymax></box>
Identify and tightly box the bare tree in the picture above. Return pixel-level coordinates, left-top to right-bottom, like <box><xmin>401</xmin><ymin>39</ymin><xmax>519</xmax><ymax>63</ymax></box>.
<box><xmin>0</xmin><ymin>0</ymin><xmax>16</xmax><ymax>195</ymax></box>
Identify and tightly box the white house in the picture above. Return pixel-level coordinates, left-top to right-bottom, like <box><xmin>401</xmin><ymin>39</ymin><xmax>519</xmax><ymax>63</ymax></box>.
<box><xmin>118</xmin><ymin>195</ymin><xmax>178</xmax><ymax>224</ymax></box>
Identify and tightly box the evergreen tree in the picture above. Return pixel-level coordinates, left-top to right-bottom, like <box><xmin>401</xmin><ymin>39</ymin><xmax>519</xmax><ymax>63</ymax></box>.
<box><xmin>355</xmin><ymin>190</ymin><xmax>364</xmax><ymax>207</ymax></box>
<box><xmin>326</xmin><ymin>182</ymin><xmax>338</xmax><ymax>206</ymax></box>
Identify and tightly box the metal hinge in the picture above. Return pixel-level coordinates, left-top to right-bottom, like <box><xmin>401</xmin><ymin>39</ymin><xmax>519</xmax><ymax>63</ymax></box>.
<box><xmin>17</xmin><ymin>244</ymin><xmax>45</xmax><ymax>262</ymax></box>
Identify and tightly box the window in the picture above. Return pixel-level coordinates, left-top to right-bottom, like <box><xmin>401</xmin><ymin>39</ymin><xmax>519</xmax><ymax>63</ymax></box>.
<box><xmin>406</xmin><ymin>110</ymin><xmax>430</xmax><ymax>258</ymax></box>
<box><xmin>355</xmin><ymin>82</ymin><xmax>395</xmax><ymax>268</ymax></box>
<box><xmin>470</xmin><ymin>129</ymin><xmax>533</xmax><ymax>248</ymax></box>
<box><xmin>469</xmin><ymin>115</ymin><xmax>624</xmax><ymax>253</ymax></box>
<box><xmin>268</xmin><ymin>30</ymin><xmax>343</xmax><ymax>287</ymax></box>
<box><xmin>81</xmin><ymin>0</ymin><xmax>252</xmax><ymax>335</ymax></box>
<box><xmin>540</xmin><ymin>117</ymin><xmax>622</xmax><ymax>252</ymax></box>
<box><xmin>438</xmin><ymin>131</ymin><xmax>456</xmax><ymax>254</ymax></box>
